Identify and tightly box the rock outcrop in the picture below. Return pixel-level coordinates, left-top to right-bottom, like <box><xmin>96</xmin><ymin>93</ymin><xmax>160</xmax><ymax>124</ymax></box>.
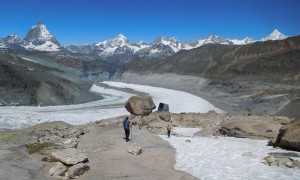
<box><xmin>51</xmin><ymin>148</ymin><xmax>88</xmax><ymax>165</ymax></box>
<box><xmin>209</xmin><ymin>116</ymin><xmax>291</xmax><ymax>139</ymax></box>
<box><xmin>272</xmin><ymin>118</ymin><xmax>300</xmax><ymax>151</ymax></box>
<box><xmin>217</xmin><ymin>120</ymin><xmax>282</xmax><ymax>139</ymax></box>
<box><xmin>125</xmin><ymin>96</ymin><xmax>156</xmax><ymax>116</ymax></box>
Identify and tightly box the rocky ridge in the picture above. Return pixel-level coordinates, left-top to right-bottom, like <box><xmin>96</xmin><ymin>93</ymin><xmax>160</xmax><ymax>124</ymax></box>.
<box><xmin>0</xmin><ymin>22</ymin><xmax>289</xmax><ymax>62</ymax></box>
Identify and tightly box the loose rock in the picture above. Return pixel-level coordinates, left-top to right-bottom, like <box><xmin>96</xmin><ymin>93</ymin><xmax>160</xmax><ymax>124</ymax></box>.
<box><xmin>49</xmin><ymin>162</ymin><xmax>67</xmax><ymax>176</ymax></box>
<box><xmin>264</xmin><ymin>155</ymin><xmax>300</xmax><ymax>169</ymax></box>
<box><xmin>68</xmin><ymin>163</ymin><xmax>90</xmax><ymax>179</ymax></box>
<box><xmin>127</xmin><ymin>144</ymin><xmax>142</xmax><ymax>155</ymax></box>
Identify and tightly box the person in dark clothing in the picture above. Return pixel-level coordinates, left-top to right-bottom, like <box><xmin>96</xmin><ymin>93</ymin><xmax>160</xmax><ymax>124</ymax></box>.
<box><xmin>123</xmin><ymin>117</ymin><xmax>130</xmax><ymax>142</ymax></box>
<box><xmin>167</xmin><ymin>124</ymin><xmax>172</xmax><ymax>138</ymax></box>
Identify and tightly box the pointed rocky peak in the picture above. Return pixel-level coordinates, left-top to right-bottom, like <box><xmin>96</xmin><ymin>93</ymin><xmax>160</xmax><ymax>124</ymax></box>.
<box><xmin>114</xmin><ymin>34</ymin><xmax>128</xmax><ymax>43</ymax></box>
<box><xmin>26</xmin><ymin>21</ymin><xmax>55</xmax><ymax>42</ymax></box>
<box><xmin>137</xmin><ymin>40</ymin><xmax>148</xmax><ymax>46</ymax></box>
<box><xmin>116</xmin><ymin>34</ymin><xmax>127</xmax><ymax>39</ymax></box>
<box><xmin>243</xmin><ymin>37</ymin><xmax>255</xmax><ymax>43</ymax></box>
<box><xmin>4</xmin><ymin>33</ymin><xmax>22</xmax><ymax>44</ymax></box>
<box><xmin>261</xmin><ymin>29</ymin><xmax>287</xmax><ymax>41</ymax></box>
<box><xmin>37</xmin><ymin>21</ymin><xmax>44</xmax><ymax>26</ymax></box>
<box><xmin>103</xmin><ymin>34</ymin><xmax>129</xmax><ymax>46</ymax></box>
<box><xmin>154</xmin><ymin>35</ymin><xmax>165</xmax><ymax>43</ymax></box>
<box><xmin>206</xmin><ymin>33</ymin><xmax>222</xmax><ymax>42</ymax></box>
<box><xmin>24</xmin><ymin>21</ymin><xmax>60</xmax><ymax>46</ymax></box>
<box><xmin>207</xmin><ymin>33</ymin><xmax>218</xmax><ymax>39</ymax></box>
<box><xmin>23</xmin><ymin>22</ymin><xmax>61</xmax><ymax>51</ymax></box>
<box><xmin>154</xmin><ymin>36</ymin><xmax>179</xmax><ymax>45</ymax></box>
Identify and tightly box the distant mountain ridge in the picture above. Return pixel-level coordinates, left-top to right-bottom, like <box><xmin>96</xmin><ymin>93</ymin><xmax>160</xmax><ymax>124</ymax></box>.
<box><xmin>0</xmin><ymin>22</ymin><xmax>290</xmax><ymax>61</ymax></box>
<box><xmin>0</xmin><ymin>22</ymin><xmax>62</xmax><ymax>52</ymax></box>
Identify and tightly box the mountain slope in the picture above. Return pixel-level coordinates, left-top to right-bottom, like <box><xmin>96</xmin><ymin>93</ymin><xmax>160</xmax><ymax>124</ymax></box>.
<box><xmin>0</xmin><ymin>53</ymin><xmax>101</xmax><ymax>106</ymax></box>
<box><xmin>125</xmin><ymin>36</ymin><xmax>300</xmax><ymax>82</ymax></box>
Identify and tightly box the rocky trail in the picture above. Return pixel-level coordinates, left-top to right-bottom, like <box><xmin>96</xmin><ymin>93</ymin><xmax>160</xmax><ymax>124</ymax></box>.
<box><xmin>77</xmin><ymin>122</ymin><xmax>196</xmax><ymax>179</ymax></box>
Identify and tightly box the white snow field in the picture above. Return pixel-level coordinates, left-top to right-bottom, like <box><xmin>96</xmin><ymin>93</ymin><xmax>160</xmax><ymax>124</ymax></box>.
<box><xmin>0</xmin><ymin>81</ymin><xmax>222</xmax><ymax>130</ymax></box>
<box><xmin>160</xmin><ymin>128</ymin><xmax>300</xmax><ymax>180</ymax></box>
<box><xmin>102</xmin><ymin>81</ymin><xmax>224</xmax><ymax>113</ymax></box>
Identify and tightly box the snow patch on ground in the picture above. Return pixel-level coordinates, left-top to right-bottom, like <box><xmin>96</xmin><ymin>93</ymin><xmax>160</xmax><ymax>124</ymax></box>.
<box><xmin>160</xmin><ymin>134</ymin><xmax>300</xmax><ymax>180</ymax></box>
<box><xmin>173</xmin><ymin>127</ymin><xmax>201</xmax><ymax>137</ymax></box>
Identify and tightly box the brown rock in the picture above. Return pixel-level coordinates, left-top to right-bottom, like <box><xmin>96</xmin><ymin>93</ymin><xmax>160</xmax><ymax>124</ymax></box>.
<box><xmin>125</xmin><ymin>96</ymin><xmax>156</xmax><ymax>116</ymax></box>
<box><xmin>49</xmin><ymin>162</ymin><xmax>67</xmax><ymax>176</ymax></box>
<box><xmin>51</xmin><ymin>148</ymin><xmax>88</xmax><ymax>165</ymax></box>
<box><xmin>127</xmin><ymin>144</ymin><xmax>142</xmax><ymax>155</ymax></box>
<box><xmin>273</xmin><ymin>118</ymin><xmax>300</xmax><ymax>151</ymax></box>
<box><xmin>68</xmin><ymin>163</ymin><xmax>90</xmax><ymax>179</ymax></box>
<box><xmin>217</xmin><ymin>119</ymin><xmax>282</xmax><ymax>139</ymax></box>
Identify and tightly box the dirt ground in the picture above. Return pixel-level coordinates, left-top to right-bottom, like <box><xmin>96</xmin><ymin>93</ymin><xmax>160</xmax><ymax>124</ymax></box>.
<box><xmin>0</xmin><ymin>121</ymin><xmax>197</xmax><ymax>180</ymax></box>
<box><xmin>77</xmin><ymin>123</ymin><xmax>196</xmax><ymax>179</ymax></box>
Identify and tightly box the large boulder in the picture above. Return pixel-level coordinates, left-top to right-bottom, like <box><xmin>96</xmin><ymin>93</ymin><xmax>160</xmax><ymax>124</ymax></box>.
<box><xmin>51</xmin><ymin>148</ymin><xmax>88</xmax><ymax>165</ymax></box>
<box><xmin>125</xmin><ymin>96</ymin><xmax>156</xmax><ymax>116</ymax></box>
<box><xmin>273</xmin><ymin>118</ymin><xmax>300</xmax><ymax>151</ymax></box>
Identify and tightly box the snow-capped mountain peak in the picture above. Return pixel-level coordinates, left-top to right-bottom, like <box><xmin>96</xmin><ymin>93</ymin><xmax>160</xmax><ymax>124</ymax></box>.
<box><xmin>4</xmin><ymin>33</ymin><xmax>22</xmax><ymax>44</ymax></box>
<box><xmin>261</xmin><ymin>29</ymin><xmax>287</xmax><ymax>41</ymax></box>
<box><xmin>153</xmin><ymin>36</ymin><xmax>181</xmax><ymax>53</ymax></box>
<box><xmin>95</xmin><ymin>34</ymin><xmax>129</xmax><ymax>47</ymax></box>
<box><xmin>137</xmin><ymin>40</ymin><xmax>148</xmax><ymax>46</ymax></box>
<box><xmin>112</xmin><ymin>34</ymin><xmax>129</xmax><ymax>44</ymax></box>
<box><xmin>154</xmin><ymin>36</ymin><xmax>178</xmax><ymax>44</ymax></box>
<box><xmin>207</xmin><ymin>33</ymin><xmax>218</xmax><ymax>39</ymax></box>
<box><xmin>22</xmin><ymin>21</ymin><xmax>61</xmax><ymax>51</ymax></box>
<box><xmin>28</xmin><ymin>21</ymin><xmax>54</xmax><ymax>41</ymax></box>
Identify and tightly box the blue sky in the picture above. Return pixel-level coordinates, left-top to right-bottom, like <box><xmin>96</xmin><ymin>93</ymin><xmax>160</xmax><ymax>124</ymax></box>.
<box><xmin>0</xmin><ymin>0</ymin><xmax>299</xmax><ymax>45</ymax></box>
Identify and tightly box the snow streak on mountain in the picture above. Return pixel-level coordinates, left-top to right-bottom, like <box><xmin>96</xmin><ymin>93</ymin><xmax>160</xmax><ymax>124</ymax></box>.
<box><xmin>261</xmin><ymin>29</ymin><xmax>288</xmax><ymax>41</ymax></box>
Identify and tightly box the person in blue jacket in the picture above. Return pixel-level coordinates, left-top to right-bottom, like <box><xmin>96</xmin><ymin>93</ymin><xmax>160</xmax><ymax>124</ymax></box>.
<box><xmin>123</xmin><ymin>117</ymin><xmax>131</xmax><ymax>142</ymax></box>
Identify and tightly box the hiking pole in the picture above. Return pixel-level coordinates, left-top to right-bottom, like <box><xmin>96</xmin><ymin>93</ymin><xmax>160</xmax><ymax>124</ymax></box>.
<box><xmin>131</xmin><ymin>123</ymin><xmax>133</xmax><ymax>142</ymax></box>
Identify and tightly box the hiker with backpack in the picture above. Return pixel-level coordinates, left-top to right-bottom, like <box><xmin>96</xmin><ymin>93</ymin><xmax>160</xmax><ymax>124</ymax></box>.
<box><xmin>123</xmin><ymin>117</ymin><xmax>131</xmax><ymax>142</ymax></box>
<box><xmin>167</xmin><ymin>123</ymin><xmax>172</xmax><ymax>138</ymax></box>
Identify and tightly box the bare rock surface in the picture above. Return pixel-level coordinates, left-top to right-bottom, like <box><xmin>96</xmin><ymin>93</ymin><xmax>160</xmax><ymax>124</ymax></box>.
<box><xmin>272</xmin><ymin>118</ymin><xmax>300</xmax><ymax>151</ymax></box>
<box><xmin>125</xmin><ymin>95</ymin><xmax>156</xmax><ymax>116</ymax></box>
<box><xmin>51</xmin><ymin>148</ymin><xmax>88</xmax><ymax>165</ymax></box>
